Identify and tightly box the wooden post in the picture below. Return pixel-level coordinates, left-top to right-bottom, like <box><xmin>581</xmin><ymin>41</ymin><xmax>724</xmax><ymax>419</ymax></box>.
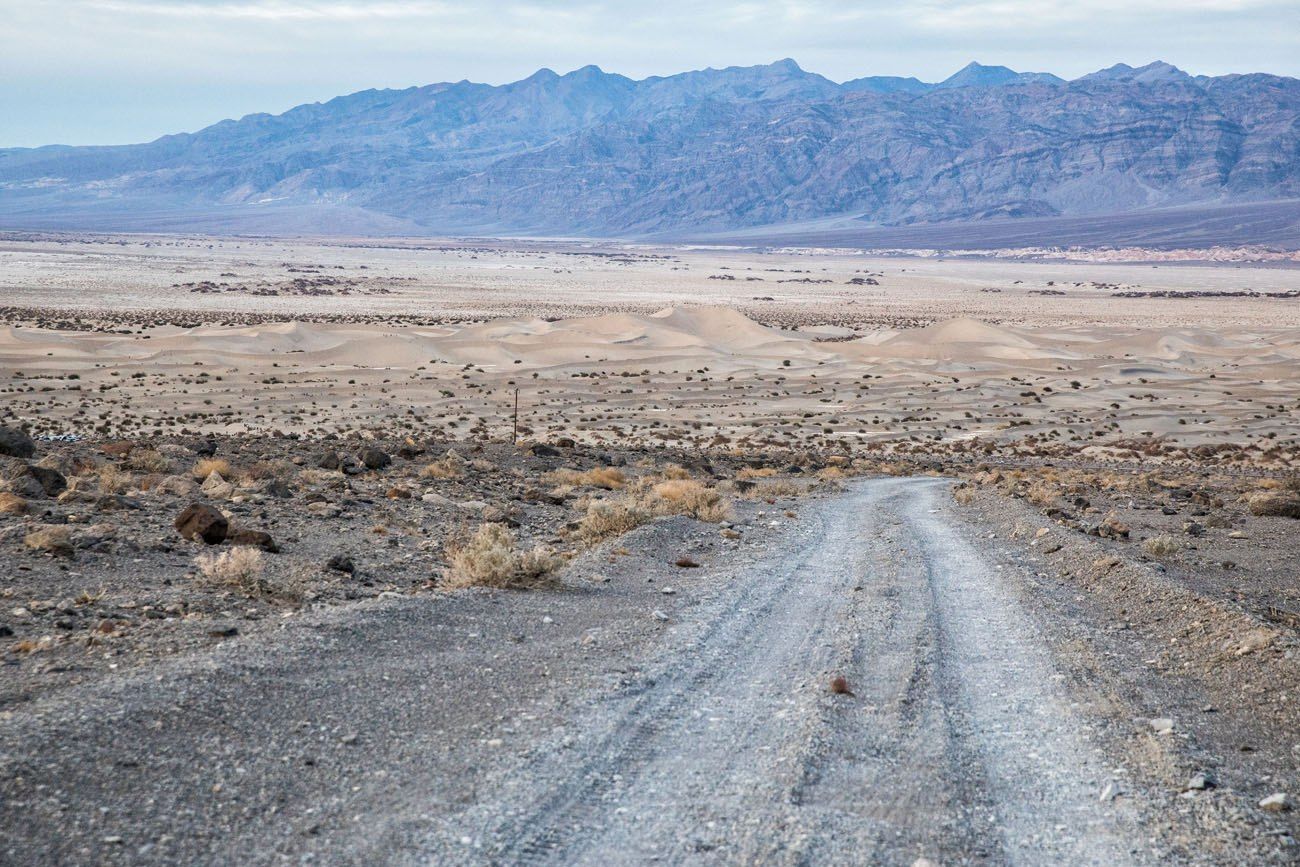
<box><xmin>512</xmin><ymin>388</ymin><xmax>520</xmax><ymax>445</ymax></box>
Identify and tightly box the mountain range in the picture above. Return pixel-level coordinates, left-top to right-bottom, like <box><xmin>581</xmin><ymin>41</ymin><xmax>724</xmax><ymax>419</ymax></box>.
<box><xmin>2</xmin><ymin>59</ymin><xmax>1299</xmax><ymax>241</ymax></box>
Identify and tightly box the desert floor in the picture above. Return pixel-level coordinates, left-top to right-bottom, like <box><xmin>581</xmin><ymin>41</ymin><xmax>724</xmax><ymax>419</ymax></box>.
<box><xmin>1</xmin><ymin>232</ymin><xmax>1298</xmax><ymax>467</ymax></box>
<box><xmin>1</xmin><ymin>233</ymin><xmax>1299</xmax><ymax>864</ymax></box>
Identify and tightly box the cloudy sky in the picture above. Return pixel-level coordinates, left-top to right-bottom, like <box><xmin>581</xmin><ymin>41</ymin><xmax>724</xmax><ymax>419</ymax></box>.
<box><xmin>2</xmin><ymin>0</ymin><xmax>1297</xmax><ymax>148</ymax></box>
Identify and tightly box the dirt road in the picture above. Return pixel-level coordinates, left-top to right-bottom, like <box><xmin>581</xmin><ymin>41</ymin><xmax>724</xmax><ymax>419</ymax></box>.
<box><xmin>0</xmin><ymin>478</ymin><xmax>1258</xmax><ymax>864</ymax></box>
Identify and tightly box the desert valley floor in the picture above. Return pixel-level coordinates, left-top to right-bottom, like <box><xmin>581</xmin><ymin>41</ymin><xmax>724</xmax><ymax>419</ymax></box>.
<box><xmin>1</xmin><ymin>232</ymin><xmax>1299</xmax><ymax>864</ymax></box>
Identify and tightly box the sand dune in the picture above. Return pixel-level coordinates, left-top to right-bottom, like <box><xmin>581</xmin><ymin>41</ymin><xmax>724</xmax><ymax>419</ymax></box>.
<box><xmin>3</xmin><ymin>302</ymin><xmax>1296</xmax><ymax>455</ymax></box>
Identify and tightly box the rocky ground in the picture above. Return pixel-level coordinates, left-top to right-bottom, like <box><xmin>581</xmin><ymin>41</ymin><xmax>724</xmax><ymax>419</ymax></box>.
<box><xmin>0</xmin><ymin>423</ymin><xmax>841</xmax><ymax>708</ymax></box>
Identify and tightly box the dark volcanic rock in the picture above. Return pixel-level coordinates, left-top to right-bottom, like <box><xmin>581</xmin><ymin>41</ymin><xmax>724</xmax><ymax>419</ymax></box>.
<box><xmin>326</xmin><ymin>554</ymin><xmax>356</xmax><ymax>574</ymax></box>
<box><xmin>360</xmin><ymin>448</ymin><xmax>391</xmax><ymax>471</ymax></box>
<box><xmin>174</xmin><ymin>503</ymin><xmax>229</xmax><ymax>545</ymax></box>
<box><xmin>0</xmin><ymin>426</ymin><xmax>35</xmax><ymax>459</ymax></box>
<box><xmin>227</xmin><ymin>529</ymin><xmax>280</xmax><ymax>553</ymax></box>
<box><xmin>27</xmin><ymin>466</ymin><xmax>66</xmax><ymax>497</ymax></box>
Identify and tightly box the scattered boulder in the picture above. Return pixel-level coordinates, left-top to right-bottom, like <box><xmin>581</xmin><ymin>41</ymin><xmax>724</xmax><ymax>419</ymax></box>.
<box><xmin>307</xmin><ymin>501</ymin><xmax>342</xmax><ymax>518</ymax></box>
<box><xmin>1098</xmin><ymin>513</ymin><xmax>1130</xmax><ymax>539</ymax></box>
<box><xmin>75</xmin><ymin>523</ymin><xmax>117</xmax><ymax>550</ymax></box>
<box><xmin>0</xmin><ymin>426</ymin><xmax>35</xmax><ymax>459</ymax></box>
<box><xmin>0</xmin><ymin>492</ymin><xmax>28</xmax><ymax>515</ymax></box>
<box><xmin>193</xmin><ymin>439</ymin><xmax>218</xmax><ymax>457</ymax></box>
<box><xmin>326</xmin><ymin>553</ymin><xmax>356</xmax><ymax>574</ymax></box>
<box><xmin>174</xmin><ymin>503</ymin><xmax>229</xmax><ymax>544</ymax></box>
<box><xmin>24</xmin><ymin>525</ymin><xmax>75</xmax><ymax>557</ymax></box>
<box><xmin>1247</xmin><ymin>492</ymin><xmax>1300</xmax><ymax>519</ymax></box>
<box><xmin>528</xmin><ymin>443</ymin><xmax>561</xmax><ymax>458</ymax></box>
<box><xmin>1260</xmin><ymin>793</ymin><xmax>1290</xmax><ymax>812</ymax></box>
<box><xmin>360</xmin><ymin>447</ymin><xmax>391</xmax><ymax>470</ymax></box>
<box><xmin>227</xmin><ymin>529</ymin><xmax>279</xmax><ymax>553</ymax></box>
<box><xmin>95</xmin><ymin>494</ymin><xmax>142</xmax><ymax>512</ymax></box>
<box><xmin>317</xmin><ymin>450</ymin><xmax>342</xmax><ymax>470</ymax></box>
<box><xmin>153</xmin><ymin>475</ymin><xmax>198</xmax><ymax>497</ymax></box>
<box><xmin>200</xmin><ymin>472</ymin><xmax>235</xmax><ymax>499</ymax></box>
<box><xmin>27</xmin><ymin>465</ymin><xmax>66</xmax><ymax>497</ymax></box>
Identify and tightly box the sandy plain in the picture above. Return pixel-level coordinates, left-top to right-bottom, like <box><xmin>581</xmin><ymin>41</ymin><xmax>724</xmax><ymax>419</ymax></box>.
<box><xmin>1</xmin><ymin>233</ymin><xmax>1297</xmax><ymax>469</ymax></box>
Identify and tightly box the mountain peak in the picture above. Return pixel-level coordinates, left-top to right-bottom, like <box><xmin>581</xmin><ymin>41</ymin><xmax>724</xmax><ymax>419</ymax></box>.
<box><xmin>937</xmin><ymin>62</ymin><xmax>1062</xmax><ymax>89</ymax></box>
<box><xmin>1081</xmin><ymin>60</ymin><xmax>1190</xmax><ymax>84</ymax></box>
<box><xmin>522</xmin><ymin>67</ymin><xmax>560</xmax><ymax>84</ymax></box>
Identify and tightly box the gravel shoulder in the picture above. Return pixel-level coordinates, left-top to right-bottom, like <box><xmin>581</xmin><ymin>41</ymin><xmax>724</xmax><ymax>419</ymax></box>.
<box><xmin>2</xmin><ymin>477</ymin><xmax>1296</xmax><ymax>865</ymax></box>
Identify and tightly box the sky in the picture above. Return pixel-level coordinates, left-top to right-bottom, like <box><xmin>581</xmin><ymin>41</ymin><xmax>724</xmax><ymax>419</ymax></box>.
<box><xmin>2</xmin><ymin>0</ymin><xmax>1298</xmax><ymax>148</ymax></box>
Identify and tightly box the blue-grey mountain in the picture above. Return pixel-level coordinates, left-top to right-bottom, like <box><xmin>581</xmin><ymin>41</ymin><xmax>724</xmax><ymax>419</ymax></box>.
<box><xmin>2</xmin><ymin>60</ymin><xmax>1298</xmax><ymax>239</ymax></box>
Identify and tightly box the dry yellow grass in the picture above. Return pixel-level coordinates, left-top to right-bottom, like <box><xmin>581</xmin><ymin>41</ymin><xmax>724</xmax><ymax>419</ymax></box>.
<box><xmin>543</xmin><ymin>467</ymin><xmax>627</xmax><ymax>490</ymax></box>
<box><xmin>736</xmin><ymin>467</ymin><xmax>778</xmax><ymax>480</ymax></box>
<box><xmin>747</xmin><ymin>478</ymin><xmax>803</xmax><ymax>500</ymax></box>
<box><xmin>127</xmin><ymin>449</ymin><xmax>171</xmax><ymax>474</ymax></box>
<box><xmin>645</xmin><ymin>479</ymin><xmax>732</xmax><ymax>522</ymax></box>
<box><xmin>193</xmin><ymin>458</ymin><xmax>233</xmax><ymax>481</ymax></box>
<box><xmin>195</xmin><ymin>546</ymin><xmax>267</xmax><ymax>596</ymax></box>
<box><xmin>443</xmin><ymin>524</ymin><xmax>561</xmax><ymax>589</ymax></box>
<box><xmin>1025</xmin><ymin>480</ymin><xmax>1061</xmax><ymax>508</ymax></box>
<box><xmin>97</xmin><ymin>463</ymin><xmax>134</xmax><ymax>494</ymax></box>
<box><xmin>1142</xmin><ymin>535</ymin><xmax>1181</xmax><ymax>557</ymax></box>
<box><xmin>952</xmin><ymin>485</ymin><xmax>977</xmax><ymax>506</ymax></box>
<box><xmin>578</xmin><ymin>500</ymin><xmax>648</xmax><ymax>542</ymax></box>
<box><xmin>421</xmin><ymin>457</ymin><xmax>464</xmax><ymax>480</ymax></box>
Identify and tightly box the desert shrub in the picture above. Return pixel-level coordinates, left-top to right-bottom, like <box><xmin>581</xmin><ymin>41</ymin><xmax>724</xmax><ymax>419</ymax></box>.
<box><xmin>127</xmin><ymin>449</ymin><xmax>172</xmax><ymax>474</ymax></box>
<box><xmin>1025</xmin><ymin>481</ymin><xmax>1060</xmax><ymax>508</ymax></box>
<box><xmin>97</xmin><ymin>463</ymin><xmax>135</xmax><ymax>494</ymax></box>
<box><xmin>296</xmin><ymin>468</ymin><xmax>341</xmax><ymax>486</ymax></box>
<box><xmin>816</xmin><ymin>466</ymin><xmax>846</xmax><ymax>482</ymax></box>
<box><xmin>421</xmin><ymin>457</ymin><xmax>464</xmax><ymax>480</ymax></box>
<box><xmin>193</xmin><ymin>458</ymin><xmax>233</xmax><ymax>481</ymax></box>
<box><xmin>195</xmin><ymin>546</ymin><xmax>267</xmax><ymax>595</ymax></box>
<box><xmin>443</xmin><ymin>524</ymin><xmax>561</xmax><ymax>589</ymax></box>
<box><xmin>747</xmin><ymin>478</ymin><xmax>803</xmax><ymax>500</ymax></box>
<box><xmin>578</xmin><ymin>500</ymin><xmax>648</xmax><ymax>542</ymax></box>
<box><xmin>242</xmin><ymin>459</ymin><xmax>295</xmax><ymax>482</ymax></box>
<box><xmin>952</xmin><ymin>485</ymin><xmax>977</xmax><ymax>506</ymax></box>
<box><xmin>736</xmin><ymin>467</ymin><xmax>778</xmax><ymax>480</ymax></box>
<box><xmin>1142</xmin><ymin>535</ymin><xmax>1180</xmax><ymax>557</ymax></box>
<box><xmin>644</xmin><ymin>479</ymin><xmax>732</xmax><ymax>522</ymax></box>
<box><xmin>543</xmin><ymin>467</ymin><xmax>627</xmax><ymax>490</ymax></box>
<box><xmin>657</xmin><ymin>464</ymin><xmax>693</xmax><ymax>481</ymax></box>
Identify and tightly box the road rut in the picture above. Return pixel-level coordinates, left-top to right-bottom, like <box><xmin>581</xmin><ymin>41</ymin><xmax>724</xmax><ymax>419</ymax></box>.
<box><xmin>426</xmin><ymin>477</ymin><xmax>1150</xmax><ymax>865</ymax></box>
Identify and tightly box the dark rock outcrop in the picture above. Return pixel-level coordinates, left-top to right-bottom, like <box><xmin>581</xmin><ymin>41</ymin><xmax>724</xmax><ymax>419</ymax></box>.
<box><xmin>0</xmin><ymin>426</ymin><xmax>35</xmax><ymax>459</ymax></box>
<box><xmin>174</xmin><ymin>504</ymin><xmax>229</xmax><ymax>545</ymax></box>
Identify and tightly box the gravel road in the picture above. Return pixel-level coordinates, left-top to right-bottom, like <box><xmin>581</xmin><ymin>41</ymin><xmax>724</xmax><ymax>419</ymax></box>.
<box><xmin>2</xmin><ymin>478</ymin><xmax>1163</xmax><ymax>864</ymax></box>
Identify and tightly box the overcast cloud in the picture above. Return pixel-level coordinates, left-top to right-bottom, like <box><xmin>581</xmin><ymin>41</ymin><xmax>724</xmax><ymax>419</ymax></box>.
<box><xmin>2</xmin><ymin>0</ymin><xmax>1297</xmax><ymax>147</ymax></box>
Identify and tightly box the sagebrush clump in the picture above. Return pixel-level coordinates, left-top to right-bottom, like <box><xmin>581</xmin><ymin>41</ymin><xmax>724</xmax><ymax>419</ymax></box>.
<box><xmin>578</xmin><ymin>500</ymin><xmax>648</xmax><ymax>542</ymax></box>
<box><xmin>543</xmin><ymin>467</ymin><xmax>627</xmax><ymax>490</ymax></box>
<box><xmin>195</xmin><ymin>546</ymin><xmax>268</xmax><ymax>596</ymax></box>
<box><xmin>443</xmin><ymin>524</ymin><xmax>561</xmax><ymax>589</ymax></box>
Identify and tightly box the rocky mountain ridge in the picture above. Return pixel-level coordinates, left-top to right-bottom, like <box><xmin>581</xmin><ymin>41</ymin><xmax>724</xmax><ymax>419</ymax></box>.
<box><xmin>2</xmin><ymin>59</ymin><xmax>1298</xmax><ymax>237</ymax></box>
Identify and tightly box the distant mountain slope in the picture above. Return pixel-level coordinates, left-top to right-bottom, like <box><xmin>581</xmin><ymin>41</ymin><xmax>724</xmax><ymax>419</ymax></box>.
<box><xmin>2</xmin><ymin>59</ymin><xmax>1299</xmax><ymax>240</ymax></box>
